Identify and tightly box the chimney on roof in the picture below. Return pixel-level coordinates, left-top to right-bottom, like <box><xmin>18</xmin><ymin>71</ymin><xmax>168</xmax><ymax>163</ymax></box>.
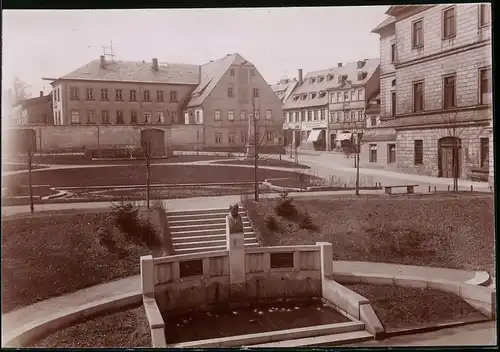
<box><xmin>40</xmin><ymin>91</ymin><xmax>43</xmax><ymax>97</ymax></box>
<box><xmin>337</xmin><ymin>62</ymin><xmax>342</xmax><ymax>67</ymax></box>
<box><xmin>100</xmin><ymin>55</ymin><xmax>106</xmax><ymax>69</ymax></box>
<box><xmin>152</xmin><ymin>58</ymin><xmax>159</xmax><ymax>71</ymax></box>
<box><xmin>298</xmin><ymin>69</ymin><xmax>303</xmax><ymax>85</ymax></box>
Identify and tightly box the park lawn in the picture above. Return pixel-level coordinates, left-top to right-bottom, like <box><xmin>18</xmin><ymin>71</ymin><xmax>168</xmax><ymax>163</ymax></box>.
<box><xmin>243</xmin><ymin>194</ymin><xmax>495</xmax><ymax>275</ymax></box>
<box><xmin>2</xmin><ymin>185</ymin><xmax>56</xmax><ymax>198</ymax></box>
<box><xmin>30</xmin><ymin>305</ymin><xmax>151</xmax><ymax>348</ymax></box>
<box><xmin>3</xmin><ymin>165</ymin><xmax>311</xmax><ymax>188</ymax></box>
<box><xmin>1</xmin><ymin>211</ymin><xmax>151</xmax><ymax>313</ymax></box>
<box><xmin>345</xmin><ymin>284</ymin><xmax>484</xmax><ymax>331</ymax></box>
<box><xmin>3</xmin><ymin>163</ymin><xmax>48</xmax><ymax>172</ymax></box>
<box><xmin>213</xmin><ymin>159</ymin><xmax>310</xmax><ymax>169</ymax></box>
<box><xmin>9</xmin><ymin>154</ymin><xmax>234</xmax><ymax>165</ymax></box>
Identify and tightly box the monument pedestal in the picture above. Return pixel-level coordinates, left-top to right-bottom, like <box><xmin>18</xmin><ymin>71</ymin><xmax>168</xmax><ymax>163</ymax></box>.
<box><xmin>227</xmin><ymin>231</ymin><xmax>246</xmax><ymax>302</ymax></box>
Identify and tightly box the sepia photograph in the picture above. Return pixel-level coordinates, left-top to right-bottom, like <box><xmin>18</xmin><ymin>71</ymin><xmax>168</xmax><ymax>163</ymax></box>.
<box><xmin>1</xmin><ymin>4</ymin><xmax>495</xmax><ymax>348</ymax></box>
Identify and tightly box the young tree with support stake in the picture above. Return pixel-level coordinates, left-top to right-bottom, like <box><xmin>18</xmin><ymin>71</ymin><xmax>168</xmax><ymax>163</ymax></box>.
<box><xmin>139</xmin><ymin>129</ymin><xmax>154</xmax><ymax>209</ymax></box>
<box><xmin>245</xmin><ymin>96</ymin><xmax>281</xmax><ymax>201</ymax></box>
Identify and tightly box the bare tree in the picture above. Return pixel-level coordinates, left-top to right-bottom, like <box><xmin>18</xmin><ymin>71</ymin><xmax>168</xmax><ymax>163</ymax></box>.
<box><xmin>139</xmin><ymin>129</ymin><xmax>155</xmax><ymax>209</ymax></box>
<box><xmin>12</xmin><ymin>76</ymin><xmax>32</xmax><ymax>103</ymax></box>
<box><xmin>245</xmin><ymin>96</ymin><xmax>282</xmax><ymax>201</ymax></box>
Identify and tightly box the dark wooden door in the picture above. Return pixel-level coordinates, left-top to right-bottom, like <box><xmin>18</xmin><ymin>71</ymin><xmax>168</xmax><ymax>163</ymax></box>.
<box><xmin>441</xmin><ymin>147</ymin><xmax>453</xmax><ymax>178</ymax></box>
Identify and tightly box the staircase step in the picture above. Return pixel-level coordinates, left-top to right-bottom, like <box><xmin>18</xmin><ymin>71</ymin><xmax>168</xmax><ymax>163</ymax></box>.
<box><xmin>249</xmin><ymin>331</ymin><xmax>373</xmax><ymax>348</ymax></box>
<box><xmin>172</xmin><ymin>231</ymin><xmax>255</xmax><ymax>239</ymax></box>
<box><xmin>171</xmin><ymin>226</ymin><xmax>253</xmax><ymax>236</ymax></box>
<box><xmin>170</xmin><ymin>221</ymin><xmax>251</xmax><ymax>231</ymax></box>
<box><xmin>167</xmin><ymin>208</ymin><xmax>245</xmax><ymax>216</ymax></box>
<box><xmin>172</xmin><ymin>234</ymin><xmax>257</xmax><ymax>243</ymax></box>
<box><xmin>167</xmin><ymin>212</ymin><xmax>247</xmax><ymax>221</ymax></box>
<box><xmin>173</xmin><ymin>238</ymin><xmax>258</xmax><ymax>250</ymax></box>
<box><xmin>174</xmin><ymin>242</ymin><xmax>258</xmax><ymax>254</ymax></box>
<box><xmin>169</xmin><ymin>218</ymin><xmax>249</xmax><ymax>226</ymax></box>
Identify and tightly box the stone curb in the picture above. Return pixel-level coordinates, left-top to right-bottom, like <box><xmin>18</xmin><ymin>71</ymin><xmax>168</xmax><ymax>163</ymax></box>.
<box><xmin>465</xmin><ymin>271</ymin><xmax>491</xmax><ymax>286</ymax></box>
<box><xmin>41</xmin><ymin>188</ymin><xmax>68</xmax><ymax>200</ymax></box>
<box><xmin>2</xmin><ymin>291</ymin><xmax>142</xmax><ymax>348</ymax></box>
<box><xmin>384</xmin><ymin>317</ymin><xmax>491</xmax><ymax>338</ymax></box>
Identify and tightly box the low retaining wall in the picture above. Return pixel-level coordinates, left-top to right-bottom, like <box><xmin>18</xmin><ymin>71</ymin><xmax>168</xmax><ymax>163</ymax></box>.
<box><xmin>333</xmin><ymin>272</ymin><xmax>496</xmax><ymax>319</ymax></box>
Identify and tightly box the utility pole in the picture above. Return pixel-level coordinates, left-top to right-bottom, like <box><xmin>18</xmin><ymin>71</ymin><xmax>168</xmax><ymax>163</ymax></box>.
<box><xmin>196</xmin><ymin>130</ymin><xmax>200</xmax><ymax>156</ymax></box>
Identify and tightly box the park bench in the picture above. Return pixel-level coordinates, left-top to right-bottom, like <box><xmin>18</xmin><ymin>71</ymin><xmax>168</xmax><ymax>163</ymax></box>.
<box><xmin>384</xmin><ymin>184</ymin><xmax>418</xmax><ymax>195</ymax></box>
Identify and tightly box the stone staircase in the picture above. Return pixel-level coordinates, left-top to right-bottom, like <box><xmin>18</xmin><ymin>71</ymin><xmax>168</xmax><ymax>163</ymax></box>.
<box><xmin>167</xmin><ymin>207</ymin><xmax>259</xmax><ymax>255</ymax></box>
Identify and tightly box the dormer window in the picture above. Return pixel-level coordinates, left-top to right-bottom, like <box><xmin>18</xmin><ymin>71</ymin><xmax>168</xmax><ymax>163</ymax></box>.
<box><xmin>327</xmin><ymin>74</ymin><xmax>334</xmax><ymax>81</ymax></box>
<box><xmin>310</xmin><ymin>92</ymin><xmax>317</xmax><ymax>99</ymax></box>
<box><xmin>318</xmin><ymin>91</ymin><xmax>326</xmax><ymax>98</ymax></box>
<box><xmin>301</xmin><ymin>94</ymin><xmax>307</xmax><ymax>100</ymax></box>
<box><xmin>337</xmin><ymin>74</ymin><xmax>347</xmax><ymax>84</ymax></box>
<box><xmin>309</xmin><ymin>77</ymin><xmax>316</xmax><ymax>84</ymax></box>
<box><xmin>293</xmin><ymin>95</ymin><xmax>300</xmax><ymax>101</ymax></box>
<box><xmin>357</xmin><ymin>71</ymin><xmax>367</xmax><ymax>80</ymax></box>
<box><xmin>317</xmin><ymin>76</ymin><xmax>324</xmax><ymax>83</ymax></box>
<box><xmin>392</xmin><ymin>79</ymin><xmax>396</xmax><ymax>86</ymax></box>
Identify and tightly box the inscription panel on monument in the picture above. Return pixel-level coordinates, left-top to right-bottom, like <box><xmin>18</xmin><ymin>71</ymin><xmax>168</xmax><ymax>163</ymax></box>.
<box><xmin>179</xmin><ymin>259</ymin><xmax>203</xmax><ymax>279</ymax></box>
<box><xmin>270</xmin><ymin>252</ymin><xmax>294</xmax><ymax>269</ymax></box>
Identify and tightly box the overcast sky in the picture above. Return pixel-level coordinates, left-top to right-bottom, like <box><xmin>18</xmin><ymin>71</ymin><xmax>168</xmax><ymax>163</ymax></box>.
<box><xmin>3</xmin><ymin>7</ymin><xmax>388</xmax><ymax>97</ymax></box>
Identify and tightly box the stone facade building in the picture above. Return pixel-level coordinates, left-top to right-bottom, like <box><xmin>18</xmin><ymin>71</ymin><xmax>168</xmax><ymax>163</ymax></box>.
<box><xmin>35</xmin><ymin>53</ymin><xmax>282</xmax><ymax>153</ymax></box>
<box><xmin>368</xmin><ymin>4</ymin><xmax>492</xmax><ymax>185</ymax></box>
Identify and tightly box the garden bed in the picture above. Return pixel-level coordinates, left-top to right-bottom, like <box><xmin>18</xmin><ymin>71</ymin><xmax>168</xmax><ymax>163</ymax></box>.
<box><xmin>2</xmin><ymin>185</ymin><xmax>56</xmax><ymax>198</ymax></box>
<box><xmin>1</xmin><ymin>211</ymin><xmax>153</xmax><ymax>313</ymax></box>
<box><xmin>344</xmin><ymin>284</ymin><xmax>486</xmax><ymax>331</ymax></box>
<box><xmin>3</xmin><ymin>165</ymin><xmax>312</xmax><ymax>188</ymax></box>
<box><xmin>213</xmin><ymin>159</ymin><xmax>310</xmax><ymax>169</ymax></box>
<box><xmin>29</xmin><ymin>305</ymin><xmax>151</xmax><ymax>348</ymax></box>
<box><xmin>243</xmin><ymin>194</ymin><xmax>495</xmax><ymax>275</ymax></box>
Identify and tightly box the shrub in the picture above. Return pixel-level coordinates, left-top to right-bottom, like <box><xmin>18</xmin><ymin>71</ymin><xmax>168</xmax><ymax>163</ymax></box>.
<box><xmin>137</xmin><ymin>218</ymin><xmax>162</xmax><ymax>249</ymax></box>
<box><xmin>95</xmin><ymin>226</ymin><xmax>114</xmax><ymax>247</ymax></box>
<box><xmin>110</xmin><ymin>200</ymin><xmax>141</xmax><ymax>237</ymax></box>
<box><xmin>275</xmin><ymin>191</ymin><xmax>297</xmax><ymax>218</ymax></box>
<box><xmin>299</xmin><ymin>211</ymin><xmax>317</xmax><ymax>230</ymax></box>
<box><xmin>264</xmin><ymin>214</ymin><xmax>279</xmax><ymax>231</ymax></box>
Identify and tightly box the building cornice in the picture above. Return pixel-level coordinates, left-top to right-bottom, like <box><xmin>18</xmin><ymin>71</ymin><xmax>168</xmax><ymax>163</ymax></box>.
<box><xmin>396</xmin><ymin>103</ymin><xmax>491</xmax><ymax>119</ymax></box>
<box><xmin>43</xmin><ymin>77</ymin><xmax>198</xmax><ymax>87</ymax></box>
<box><xmin>394</xmin><ymin>120</ymin><xmax>490</xmax><ymax>131</ymax></box>
<box><xmin>395</xmin><ymin>39</ymin><xmax>490</xmax><ymax>69</ymax></box>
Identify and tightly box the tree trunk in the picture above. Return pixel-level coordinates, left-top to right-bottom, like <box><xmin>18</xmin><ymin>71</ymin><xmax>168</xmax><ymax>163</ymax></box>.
<box><xmin>355</xmin><ymin>138</ymin><xmax>360</xmax><ymax>196</ymax></box>
<box><xmin>254</xmin><ymin>120</ymin><xmax>259</xmax><ymax>201</ymax></box>
<box><xmin>146</xmin><ymin>159</ymin><xmax>151</xmax><ymax>209</ymax></box>
<box><xmin>28</xmin><ymin>151</ymin><xmax>34</xmax><ymax>213</ymax></box>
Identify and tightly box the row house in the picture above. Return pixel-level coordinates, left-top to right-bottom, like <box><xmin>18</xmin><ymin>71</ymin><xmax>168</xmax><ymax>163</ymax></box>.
<box><xmin>42</xmin><ymin>53</ymin><xmax>283</xmax><ymax>153</ymax></box>
<box><xmin>367</xmin><ymin>4</ymin><xmax>492</xmax><ymax>185</ymax></box>
<box><xmin>282</xmin><ymin>59</ymin><xmax>380</xmax><ymax>151</ymax></box>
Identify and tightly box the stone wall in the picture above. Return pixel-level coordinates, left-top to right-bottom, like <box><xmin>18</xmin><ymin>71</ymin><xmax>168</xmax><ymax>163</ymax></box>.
<box><xmin>396</xmin><ymin>123</ymin><xmax>490</xmax><ymax>178</ymax></box>
<box><xmin>360</xmin><ymin>140</ymin><xmax>396</xmax><ymax>167</ymax></box>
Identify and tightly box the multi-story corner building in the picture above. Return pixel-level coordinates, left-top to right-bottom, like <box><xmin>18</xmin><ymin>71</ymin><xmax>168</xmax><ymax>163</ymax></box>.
<box><xmin>11</xmin><ymin>91</ymin><xmax>53</xmax><ymax>125</ymax></box>
<box><xmin>183</xmin><ymin>53</ymin><xmax>284</xmax><ymax>153</ymax></box>
<box><xmin>368</xmin><ymin>4</ymin><xmax>492</xmax><ymax>185</ymax></box>
<box><xmin>40</xmin><ymin>53</ymin><xmax>283</xmax><ymax>153</ymax></box>
<box><xmin>282</xmin><ymin>59</ymin><xmax>380</xmax><ymax>151</ymax></box>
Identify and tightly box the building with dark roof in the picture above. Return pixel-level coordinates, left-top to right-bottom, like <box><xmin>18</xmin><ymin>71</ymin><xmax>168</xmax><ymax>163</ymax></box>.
<box><xmin>41</xmin><ymin>53</ymin><xmax>283</xmax><ymax>153</ymax></box>
<box><xmin>10</xmin><ymin>91</ymin><xmax>53</xmax><ymax>125</ymax></box>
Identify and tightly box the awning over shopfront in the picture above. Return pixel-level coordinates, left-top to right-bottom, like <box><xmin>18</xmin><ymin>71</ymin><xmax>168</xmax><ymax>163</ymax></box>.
<box><xmin>335</xmin><ymin>132</ymin><xmax>352</xmax><ymax>141</ymax></box>
<box><xmin>307</xmin><ymin>129</ymin><xmax>322</xmax><ymax>142</ymax></box>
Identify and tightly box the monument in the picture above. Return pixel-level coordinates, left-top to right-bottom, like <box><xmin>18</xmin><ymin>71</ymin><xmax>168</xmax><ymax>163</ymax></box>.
<box><xmin>226</xmin><ymin>203</ymin><xmax>246</xmax><ymax>302</ymax></box>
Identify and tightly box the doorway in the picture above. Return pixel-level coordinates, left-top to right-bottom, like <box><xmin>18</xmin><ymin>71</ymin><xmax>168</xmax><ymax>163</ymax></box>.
<box><xmin>438</xmin><ymin>137</ymin><xmax>461</xmax><ymax>178</ymax></box>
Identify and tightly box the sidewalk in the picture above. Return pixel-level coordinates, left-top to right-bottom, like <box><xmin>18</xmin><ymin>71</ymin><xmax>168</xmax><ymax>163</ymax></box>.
<box><xmin>1</xmin><ymin>261</ymin><xmax>484</xmax><ymax>343</ymax></box>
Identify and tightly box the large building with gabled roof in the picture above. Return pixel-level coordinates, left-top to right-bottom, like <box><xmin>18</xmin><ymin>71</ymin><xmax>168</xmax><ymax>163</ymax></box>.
<box><xmin>38</xmin><ymin>53</ymin><xmax>283</xmax><ymax>153</ymax></box>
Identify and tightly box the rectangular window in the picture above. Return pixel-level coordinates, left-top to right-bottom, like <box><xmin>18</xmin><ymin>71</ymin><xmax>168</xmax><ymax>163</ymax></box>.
<box><xmin>266</xmin><ymin>109</ymin><xmax>272</xmax><ymax>120</ymax></box>
<box><xmin>240</xmin><ymin>131</ymin><xmax>248</xmax><ymax>143</ymax></box>
<box><xmin>442</xmin><ymin>7</ymin><xmax>456</xmax><ymax>38</ymax></box>
<box><xmin>480</xmin><ymin>68</ymin><xmax>492</xmax><ymax>104</ymax></box>
<box><xmin>388</xmin><ymin>144</ymin><xmax>396</xmax><ymax>163</ymax></box>
<box><xmin>230</xmin><ymin>68</ymin><xmax>235</xmax><ymax>77</ymax></box>
<box><xmin>480</xmin><ymin>138</ymin><xmax>489</xmax><ymax>168</ymax></box>
<box><xmin>115</xmin><ymin>89</ymin><xmax>123</xmax><ymax>101</ymax></box>
<box><xmin>86</xmin><ymin>88</ymin><xmax>94</xmax><ymax>100</ymax></box>
<box><xmin>267</xmin><ymin>131</ymin><xmax>274</xmax><ymax>143</ymax></box>
<box><xmin>329</xmin><ymin>110</ymin><xmax>335</xmax><ymax>123</ymax></box>
<box><xmin>144</xmin><ymin>112</ymin><xmax>151</xmax><ymax>123</ymax></box>
<box><xmin>301</xmin><ymin>111</ymin><xmax>306</xmax><ymax>122</ymax></box>
<box><xmin>102</xmin><ymin>110</ymin><xmax>109</xmax><ymax>124</ymax></box>
<box><xmin>413</xmin><ymin>81</ymin><xmax>424</xmax><ymax>112</ymax></box>
<box><xmin>53</xmin><ymin>92</ymin><xmax>57</xmax><ymax>103</ymax></box>
<box><xmin>228</xmin><ymin>87</ymin><xmax>234</xmax><ymax>97</ymax></box>
<box><xmin>253</xmin><ymin>88</ymin><xmax>259</xmax><ymax>98</ymax></box>
<box><xmin>350</xmin><ymin>111</ymin><xmax>356</xmax><ymax>122</ymax></box>
<box><xmin>116</xmin><ymin>111</ymin><xmax>124</xmax><ymax>124</ymax></box>
<box><xmin>86</xmin><ymin>110</ymin><xmax>95</xmax><ymax>123</ymax></box>
<box><xmin>369</xmin><ymin>144</ymin><xmax>377</xmax><ymax>163</ymax></box>
<box><xmin>240</xmin><ymin>110</ymin><xmax>247</xmax><ymax>120</ymax></box>
<box><xmin>157</xmin><ymin>111</ymin><xmax>164</xmax><ymax>123</ymax></box>
<box><xmin>250</xmin><ymin>69</ymin><xmax>255</xmax><ymax>77</ymax></box>
<box><xmin>351</xmin><ymin>91</ymin><xmax>356</xmax><ymax>101</ymax></box>
<box><xmin>131</xmin><ymin>111</ymin><xmax>138</xmax><ymax>124</ymax></box>
<box><xmin>215</xmin><ymin>110</ymin><xmax>221</xmax><ymax>121</ymax></box>
<box><xmin>414</xmin><ymin>140</ymin><xmax>423</xmax><ymax>165</ymax></box>
<box><xmin>344</xmin><ymin>91</ymin><xmax>349</xmax><ymax>101</ymax></box>
<box><xmin>215</xmin><ymin>133</ymin><xmax>222</xmax><ymax>144</ymax></box>
<box><xmin>307</xmin><ymin>111</ymin><xmax>312</xmax><ymax>122</ymax></box>
<box><xmin>313</xmin><ymin>110</ymin><xmax>319</xmax><ymax>121</ymax></box>
<box><xmin>143</xmin><ymin>90</ymin><xmax>151</xmax><ymax>102</ymax></box>
<box><xmin>130</xmin><ymin>90</ymin><xmax>137</xmax><ymax>101</ymax></box>
<box><xmin>391</xmin><ymin>43</ymin><xmax>396</xmax><ymax>63</ymax></box>
<box><xmin>321</xmin><ymin>109</ymin><xmax>326</xmax><ymax>121</ymax></box>
<box><xmin>254</xmin><ymin>111</ymin><xmax>260</xmax><ymax>120</ymax></box>
<box><xmin>228</xmin><ymin>133</ymin><xmax>236</xmax><ymax>144</ymax></box>
<box><xmin>412</xmin><ymin>19</ymin><xmax>423</xmax><ymax>48</ymax></box>
<box><xmin>370</xmin><ymin>116</ymin><xmax>377</xmax><ymax>126</ymax></box>
<box><xmin>156</xmin><ymin>90</ymin><xmax>164</xmax><ymax>102</ymax></box>
<box><xmin>57</xmin><ymin>88</ymin><xmax>60</xmax><ymax>102</ymax></box>
<box><xmin>330</xmin><ymin>93</ymin><xmax>336</xmax><ymax>103</ymax></box>
<box><xmin>70</xmin><ymin>87</ymin><xmax>79</xmax><ymax>100</ymax></box>
<box><xmin>71</xmin><ymin>111</ymin><xmax>80</xmax><ymax>124</ymax></box>
<box><xmin>358</xmin><ymin>89</ymin><xmax>364</xmax><ymax>101</ymax></box>
<box><xmin>480</xmin><ymin>4</ymin><xmax>491</xmax><ymax>26</ymax></box>
<box><xmin>443</xmin><ymin>75</ymin><xmax>456</xmax><ymax>109</ymax></box>
<box><xmin>391</xmin><ymin>92</ymin><xmax>396</xmax><ymax>117</ymax></box>
<box><xmin>170</xmin><ymin>90</ymin><xmax>177</xmax><ymax>102</ymax></box>
<box><xmin>358</xmin><ymin>110</ymin><xmax>364</xmax><ymax>121</ymax></box>
<box><xmin>336</xmin><ymin>112</ymin><xmax>342</xmax><ymax>122</ymax></box>
<box><xmin>227</xmin><ymin>110</ymin><xmax>235</xmax><ymax>121</ymax></box>
<box><xmin>171</xmin><ymin>111</ymin><xmax>177</xmax><ymax>123</ymax></box>
<box><xmin>337</xmin><ymin>92</ymin><xmax>342</xmax><ymax>102</ymax></box>
<box><xmin>101</xmin><ymin>88</ymin><xmax>108</xmax><ymax>101</ymax></box>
